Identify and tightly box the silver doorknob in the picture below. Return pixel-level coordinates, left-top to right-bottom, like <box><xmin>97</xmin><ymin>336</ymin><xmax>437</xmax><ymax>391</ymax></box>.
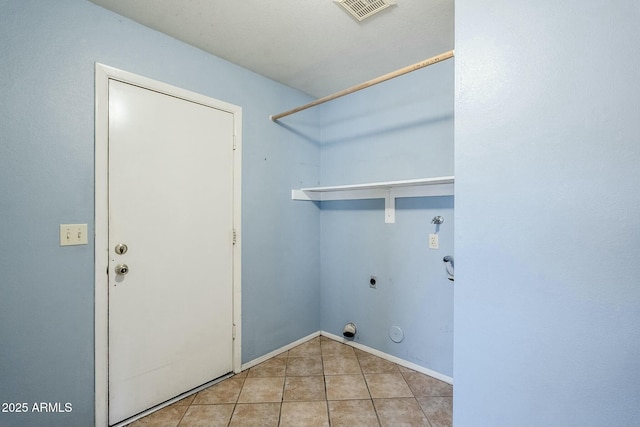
<box><xmin>115</xmin><ymin>243</ymin><xmax>128</xmax><ymax>255</ymax></box>
<box><xmin>115</xmin><ymin>264</ymin><xmax>129</xmax><ymax>275</ymax></box>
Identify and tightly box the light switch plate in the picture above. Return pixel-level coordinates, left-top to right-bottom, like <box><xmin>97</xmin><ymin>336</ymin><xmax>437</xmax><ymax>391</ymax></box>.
<box><xmin>60</xmin><ymin>224</ymin><xmax>88</xmax><ymax>246</ymax></box>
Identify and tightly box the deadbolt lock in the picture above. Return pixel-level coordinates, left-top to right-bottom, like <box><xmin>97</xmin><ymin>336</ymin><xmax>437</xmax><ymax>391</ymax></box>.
<box><xmin>115</xmin><ymin>264</ymin><xmax>129</xmax><ymax>276</ymax></box>
<box><xmin>115</xmin><ymin>243</ymin><xmax>128</xmax><ymax>255</ymax></box>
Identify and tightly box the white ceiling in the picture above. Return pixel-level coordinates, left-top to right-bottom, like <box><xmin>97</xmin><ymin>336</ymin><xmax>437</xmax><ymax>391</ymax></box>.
<box><xmin>88</xmin><ymin>0</ymin><xmax>454</xmax><ymax>98</ymax></box>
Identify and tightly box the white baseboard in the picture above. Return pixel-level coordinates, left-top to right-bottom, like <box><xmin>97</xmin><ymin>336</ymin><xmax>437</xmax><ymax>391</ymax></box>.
<box><xmin>240</xmin><ymin>329</ymin><xmax>452</xmax><ymax>386</ymax></box>
<box><xmin>241</xmin><ymin>331</ymin><xmax>321</xmax><ymax>371</ymax></box>
<box><xmin>320</xmin><ymin>331</ymin><xmax>453</xmax><ymax>385</ymax></box>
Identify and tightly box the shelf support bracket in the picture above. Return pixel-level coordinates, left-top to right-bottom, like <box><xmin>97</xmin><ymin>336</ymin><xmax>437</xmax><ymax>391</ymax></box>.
<box><xmin>384</xmin><ymin>190</ymin><xmax>395</xmax><ymax>223</ymax></box>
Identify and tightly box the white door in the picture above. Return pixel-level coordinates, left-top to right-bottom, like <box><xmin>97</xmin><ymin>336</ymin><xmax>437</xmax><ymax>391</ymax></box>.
<box><xmin>107</xmin><ymin>79</ymin><xmax>234</xmax><ymax>425</ymax></box>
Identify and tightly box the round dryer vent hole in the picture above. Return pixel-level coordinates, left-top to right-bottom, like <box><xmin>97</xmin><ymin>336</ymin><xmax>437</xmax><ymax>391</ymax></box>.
<box><xmin>369</xmin><ymin>276</ymin><xmax>377</xmax><ymax>288</ymax></box>
<box><xmin>389</xmin><ymin>326</ymin><xmax>404</xmax><ymax>343</ymax></box>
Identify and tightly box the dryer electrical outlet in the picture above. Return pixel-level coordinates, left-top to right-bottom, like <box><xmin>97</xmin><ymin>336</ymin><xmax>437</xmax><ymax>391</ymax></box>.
<box><xmin>429</xmin><ymin>233</ymin><xmax>439</xmax><ymax>249</ymax></box>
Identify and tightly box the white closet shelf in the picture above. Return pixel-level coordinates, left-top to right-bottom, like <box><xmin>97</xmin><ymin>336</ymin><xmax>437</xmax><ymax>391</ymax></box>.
<box><xmin>292</xmin><ymin>176</ymin><xmax>454</xmax><ymax>223</ymax></box>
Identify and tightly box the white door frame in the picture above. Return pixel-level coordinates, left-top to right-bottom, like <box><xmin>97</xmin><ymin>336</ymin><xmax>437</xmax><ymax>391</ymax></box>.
<box><xmin>94</xmin><ymin>63</ymin><xmax>242</xmax><ymax>427</ymax></box>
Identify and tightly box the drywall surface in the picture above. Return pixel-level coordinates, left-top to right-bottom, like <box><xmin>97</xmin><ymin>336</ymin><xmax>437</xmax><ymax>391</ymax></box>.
<box><xmin>0</xmin><ymin>1</ymin><xmax>320</xmax><ymax>426</ymax></box>
<box><xmin>318</xmin><ymin>60</ymin><xmax>455</xmax><ymax>377</ymax></box>
<box><xmin>454</xmin><ymin>1</ymin><xmax>640</xmax><ymax>425</ymax></box>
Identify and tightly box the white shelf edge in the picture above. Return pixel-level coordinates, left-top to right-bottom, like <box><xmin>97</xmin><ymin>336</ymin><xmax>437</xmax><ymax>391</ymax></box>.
<box><xmin>297</xmin><ymin>176</ymin><xmax>454</xmax><ymax>193</ymax></box>
<box><xmin>292</xmin><ymin>176</ymin><xmax>455</xmax><ymax>223</ymax></box>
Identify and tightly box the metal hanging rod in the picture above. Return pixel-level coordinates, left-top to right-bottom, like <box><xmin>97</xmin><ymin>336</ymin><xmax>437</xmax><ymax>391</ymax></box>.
<box><xmin>270</xmin><ymin>49</ymin><xmax>454</xmax><ymax>121</ymax></box>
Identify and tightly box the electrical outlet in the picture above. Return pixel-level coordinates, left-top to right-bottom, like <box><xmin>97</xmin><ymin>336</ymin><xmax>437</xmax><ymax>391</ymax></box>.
<box><xmin>428</xmin><ymin>233</ymin><xmax>439</xmax><ymax>249</ymax></box>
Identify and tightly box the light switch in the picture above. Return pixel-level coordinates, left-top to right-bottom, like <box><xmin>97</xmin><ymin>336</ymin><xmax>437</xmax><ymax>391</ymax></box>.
<box><xmin>60</xmin><ymin>224</ymin><xmax>88</xmax><ymax>246</ymax></box>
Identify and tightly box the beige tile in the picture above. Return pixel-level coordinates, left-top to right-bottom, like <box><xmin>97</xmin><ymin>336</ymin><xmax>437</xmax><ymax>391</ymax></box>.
<box><xmin>192</xmin><ymin>378</ymin><xmax>244</xmax><ymax>404</ymax></box>
<box><xmin>365</xmin><ymin>373</ymin><xmax>414</xmax><ymax>398</ymax></box>
<box><xmin>177</xmin><ymin>404</ymin><xmax>234</xmax><ymax>427</ymax></box>
<box><xmin>356</xmin><ymin>352</ymin><xmax>400</xmax><ymax>374</ymax></box>
<box><xmin>288</xmin><ymin>338</ymin><xmax>322</xmax><ymax>357</ymax></box>
<box><xmin>402</xmin><ymin>372</ymin><xmax>453</xmax><ymax>397</ymax></box>
<box><xmin>128</xmin><ymin>343</ymin><xmax>452</xmax><ymax>427</ymax></box>
<box><xmin>323</xmin><ymin>354</ymin><xmax>362</xmax><ymax>375</ymax></box>
<box><xmin>128</xmin><ymin>404</ymin><xmax>188</xmax><ymax>427</ymax></box>
<box><xmin>373</xmin><ymin>398</ymin><xmax>430</xmax><ymax>427</ymax></box>
<box><xmin>173</xmin><ymin>393</ymin><xmax>196</xmax><ymax>406</ymax></box>
<box><xmin>321</xmin><ymin>339</ymin><xmax>355</xmax><ymax>357</ymax></box>
<box><xmin>237</xmin><ymin>377</ymin><xmax>285</xmax><ymax>403</ymax></box>
<box><xmin>417</xmin><ymin>396</ymin><xmax>453</xmax><ymax>427</ymax></box>
<box><xmin>274</xmin><ymin>350</ymin><xmax>289</xmax><ymax>359</ymax></box>
<box><xmin>353</xmin><ymin>348</ymin><xmax>369</xmax><ymax>357</ymax></box>
<box><xmin>286</xmin><ymin>356</ymin><xmax>323</xmax><ymax>376</ymax></box>
<box><xmin>283</xmin><ymin>376</ymin><xmax>326</xmax><ymax>401</ymax></box>
<box><xmin>328</xmin><ymin>399</ymin><xmax>380</xmax><ymax>427</ymax></box>
<box><xmin>396</xmin><ymin>365</ymin><xmax>416</xmax><ymax>373</ymax></box>
<box><xmin>280</xmin><ymin>401</ymin><xmax>329</xmax><ymax>427</ymax></box>
<box><xmin>247</xmin><ymin>357</ymin><xmax>287</xmax><ymax>377</ymax></box>
<box><xmin>325</xmin><ymin>374</ymin><xmax>370</xmax><ymax>400</ymax></box>
<box><xmin>229</xmin><ymin>403</ymin><xmax>281</xmax><ymax>427</ymax></box>
<box><xmin>232</xmin><ymin>370</ymin><xmax>249</xmax><ymax>379</ymax></box>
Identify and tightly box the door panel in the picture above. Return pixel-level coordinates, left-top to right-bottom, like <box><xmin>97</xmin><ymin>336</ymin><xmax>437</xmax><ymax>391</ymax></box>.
<box><xmin>108</xmin><ymin>80</ymin><xmax>234</xmax><ymax>424</ymax></box>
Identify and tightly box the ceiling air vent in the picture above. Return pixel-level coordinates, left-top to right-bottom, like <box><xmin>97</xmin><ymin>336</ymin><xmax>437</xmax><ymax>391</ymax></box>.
<box><xmin>335</xmin><ymin>0</ymin><xmax>397</xmax><ymax>22</ymax></box>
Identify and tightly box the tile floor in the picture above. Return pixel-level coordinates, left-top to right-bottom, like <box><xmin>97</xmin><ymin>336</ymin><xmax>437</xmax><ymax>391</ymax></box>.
<box><xmin>127</xmin><ymin>336</ymin><xmax>452</xmax><ymax>427</ymax></box>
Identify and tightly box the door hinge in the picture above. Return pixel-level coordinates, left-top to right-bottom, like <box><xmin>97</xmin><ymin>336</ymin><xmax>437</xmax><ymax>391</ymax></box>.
<box><xmin>232</xmin><ymin>324</ymin><xmax>237</xmax><ymax>340</ymax></box>
<box><xmin>233</xmin><ymin>134</ymin><xmax>237</xmax><ymax>151</ymax></box>
<box><xmin>232</xmin><ymin>229</ymin><xmax>237</xmax><ymax>245</ymax></box>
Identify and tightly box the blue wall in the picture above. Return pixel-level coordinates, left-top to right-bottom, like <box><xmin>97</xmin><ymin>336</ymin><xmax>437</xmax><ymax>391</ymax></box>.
<box><xmin>317</xmin><ymin>61</ymin><xmax>455</xmax><ymax>377</ymax></box>
<box><xmin>454</xmin><ymin>1</ymin><xmax>640</xmax><ymax>426</ymax></box>
<box><xmin>0</xmin><ymin>1</ymin><xmax>320</xmax><ymax>426</ymax></box>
